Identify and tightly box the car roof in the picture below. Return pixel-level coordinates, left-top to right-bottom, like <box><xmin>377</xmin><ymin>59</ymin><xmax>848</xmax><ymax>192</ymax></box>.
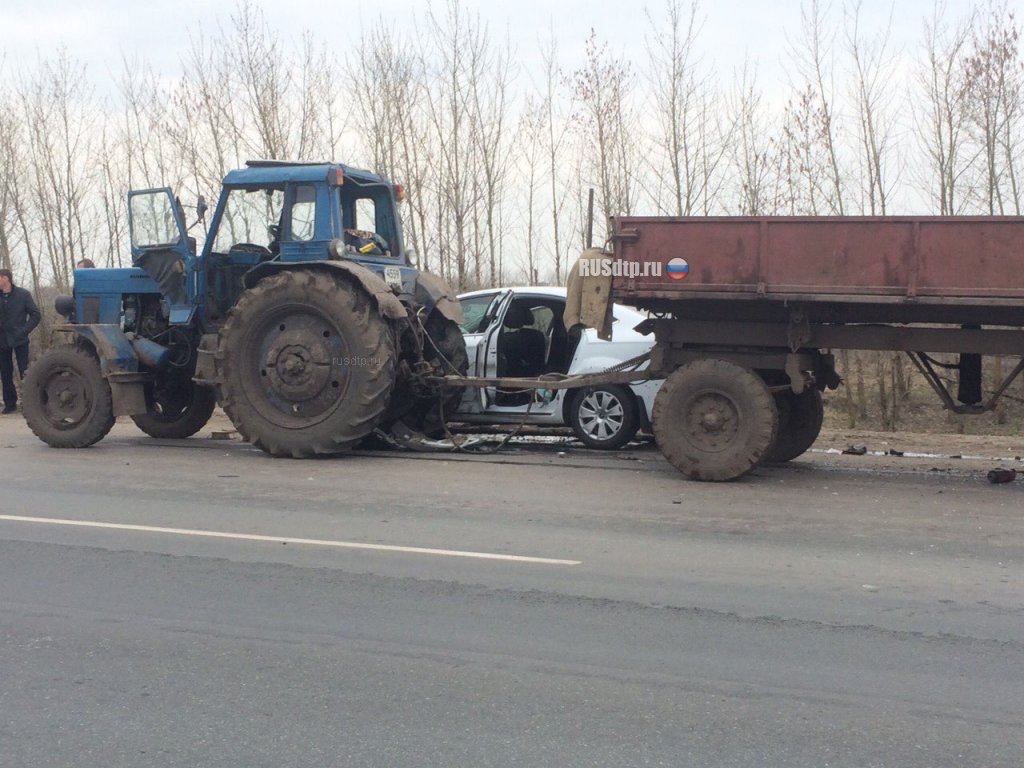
<box><xmin>459</xmin><ymin>286</ymin><xmax>567</xmax><ymax>299</ymax></box>
<box><xmin>457</xmin><ymin>286</ymin><xmax>648</xmax><ymax>322</ymax></box>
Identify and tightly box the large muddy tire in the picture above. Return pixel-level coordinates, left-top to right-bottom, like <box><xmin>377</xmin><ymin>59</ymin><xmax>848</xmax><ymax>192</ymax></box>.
<box><xmin>652</xmin><ymin>359</ymin><xmax>778</xmax><ymax>481</ymax></box>
<box><xmin>388</xmin><ymin>312</ymin><xmax>469</xmax><ymax>438</ymax></box>
<box><xmin>418</xmin><ymin>313</ymin><xmax>469</xmax><ymax>435</ymax></box>
<box><xmin>764</xmin><ymin>388</ymin><xmax>824</xmax><ymax>463</ymax></box>
<box><xmin>132</xmin><ymin>379</ymin><xmax>217</xmax><ymax>439</ymax></box>
<box><xmin>568</xmin><ymin>384</ymin><xmax>639</xmax><ymax>450</ymax></box>
<box><xmin>22</xmin><ymin>345</ymin><xmax>115</xmax><ymax>448</ymax></box>
<box><xmin>217</xmin><ymin>270</ymin><xmax>396</xmax><ymax>457</ymax></box>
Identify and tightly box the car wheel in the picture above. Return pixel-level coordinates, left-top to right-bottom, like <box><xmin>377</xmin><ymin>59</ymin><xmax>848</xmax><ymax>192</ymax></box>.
<box><xmin>569</xmin><ymin>385</ymin><xmax>639</xmax><ymax>450</ymax></box>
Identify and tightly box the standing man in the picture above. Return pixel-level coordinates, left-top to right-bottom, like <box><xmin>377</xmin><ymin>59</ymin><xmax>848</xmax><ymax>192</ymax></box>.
<box><xmin>0</xmin><ymin>269</ymin><xmax>41</xmax><ymax>414</ymax></box>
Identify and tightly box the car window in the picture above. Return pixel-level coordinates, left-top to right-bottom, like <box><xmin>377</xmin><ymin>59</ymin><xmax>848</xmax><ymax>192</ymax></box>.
<box><xmin>459</xmin><ymin>295</ymin><xmax>494</xmax><ymax>334</ymax></box>
<box><xmin>528</xmin><ymin>306</ymin><xmax>554</xmax><ymax>333</ymax></box>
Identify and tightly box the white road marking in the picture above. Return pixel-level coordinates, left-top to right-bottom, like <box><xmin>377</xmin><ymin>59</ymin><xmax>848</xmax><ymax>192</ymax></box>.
<box><xmin>0</xmin><ymin>514</ymin><xmax>581</xmax><ymax>566</ymax></box>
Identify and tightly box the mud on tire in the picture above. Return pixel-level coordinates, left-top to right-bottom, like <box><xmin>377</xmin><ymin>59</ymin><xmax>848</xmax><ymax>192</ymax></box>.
<box><xmin>415</xmin><ymin>312</ymin><xmax>469</xmax><ymax>436</ymax></box>
<box><xmin>22</xmin><ymin>344</ymin><xmax>116</xmax><ymax>448</ymax></box>
<box><xmin>217</xmin><ymin>270</ymin><xmax>396</xmax><ymax>457</ymax></box>
<box><xmin>652</xmin><ymin>359</ymin><xmax>778</xmax><ymax>482</ymax></box>
<box><xmin>132</xmin><ymin>379</ymin><xmax>217</xmax><ymax>439</ymax></box>
<box><xmin>764</xmin><ymin>388</ymin><xmax>824</xmax><ymax>463</ymax></box>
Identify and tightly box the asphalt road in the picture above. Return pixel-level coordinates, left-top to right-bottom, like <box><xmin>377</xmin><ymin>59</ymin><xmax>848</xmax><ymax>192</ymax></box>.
<box><xmin>0</xmin><ymin>415</ymin><xmax>1021</xmax><ymax>767</ymax></box>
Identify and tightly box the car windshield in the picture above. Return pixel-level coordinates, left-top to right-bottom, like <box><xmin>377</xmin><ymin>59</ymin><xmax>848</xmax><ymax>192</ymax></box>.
<box><xmin>459</xmin><ymin>295</ymin><xmax>495</xmax><ymax>333</ymax></box>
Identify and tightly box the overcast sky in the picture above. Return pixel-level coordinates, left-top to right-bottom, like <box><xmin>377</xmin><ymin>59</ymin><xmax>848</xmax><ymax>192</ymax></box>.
<box><xmin>0</xmin><ymin>0</ymin><xmax>979</xmax><ymax>102</ymax></box>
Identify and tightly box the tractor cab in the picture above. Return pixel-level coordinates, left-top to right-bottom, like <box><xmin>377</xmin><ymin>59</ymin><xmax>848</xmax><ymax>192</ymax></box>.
<box><xmin>197</xmin><ymin>161</ymin><xmax>408</xmax><ymax>327</ymax></box>
<box><xmin>126</xmin><ymin>161</ymin><xmax>410</xmax><ymax>331</ymax></box>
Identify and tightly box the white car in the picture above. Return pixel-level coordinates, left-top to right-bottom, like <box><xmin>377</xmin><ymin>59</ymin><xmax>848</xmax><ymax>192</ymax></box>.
<box><xmin>453</xmin><ymin>287</ymin><xmax>661</xmax><ymax>449</ymax></box>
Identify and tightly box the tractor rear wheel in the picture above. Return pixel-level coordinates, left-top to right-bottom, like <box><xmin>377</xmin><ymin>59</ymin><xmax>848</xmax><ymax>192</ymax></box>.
<box><xmin>132</xmin><ymin>378</ymin><xmax>217</xmax><ymax>439</ymax></box>
<box><xmin>652</xmin><ymin>359</ymin><xmax>778</xmax><ymax>481</ymax></box>
<box><xmin>217</xmin><ymin>270</ymin><xmax>396</xmax><ymax>457</ymax></box>
<box><xmin>22</xmin><ymin>345</ymin><xmax>116</xmax><ymax>448</ymax></box>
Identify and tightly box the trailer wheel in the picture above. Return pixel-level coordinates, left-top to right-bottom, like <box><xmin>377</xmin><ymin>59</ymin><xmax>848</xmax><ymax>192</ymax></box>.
<box><xmin>568</xmin><ymin>385</ymin><xmax>639</xmax><ymax>449</ymax></box>
<box><xmin>22</xmin><ymin>345</ymin><xmax>116</xmax><ymax>448</ymax></box>
<box><xmin>652</xmin><ymin>359</ymin><xmax>778</xmax><ymax>481</ymax></box>
<box><xmin>132</xmin><ymin>379</ymin><xmax>217</xmax><ymax>439</ymax></box>
<box><xmin>218</xmin><ymin>270</ymin><xmax>396</xmax><ymax>457</ymax></box>
<box><xmin>764</xmin><ymin>388</ymin><xmax>824</xmax><ymax>463</ymax></box>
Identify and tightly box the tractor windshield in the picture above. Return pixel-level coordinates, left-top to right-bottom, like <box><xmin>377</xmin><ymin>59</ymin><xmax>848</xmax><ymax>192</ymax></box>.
<box><xmin>212</xmin><ymin>187</ymin><xmax>284</xmax><ymax>254</ymax></box>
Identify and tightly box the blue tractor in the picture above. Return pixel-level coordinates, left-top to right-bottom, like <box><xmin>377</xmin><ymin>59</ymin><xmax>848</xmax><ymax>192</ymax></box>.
<box><xmin>23</xmin><ymin>161</ymin><xmax>467</xmax><ymax>455</ymax></box>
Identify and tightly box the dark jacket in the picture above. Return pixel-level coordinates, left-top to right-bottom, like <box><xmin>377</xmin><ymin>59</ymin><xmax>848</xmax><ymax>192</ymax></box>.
<box><xmin>0</xmin><ymin>285</ymin><xmax>42</xmax><ymax>348</ymax></box>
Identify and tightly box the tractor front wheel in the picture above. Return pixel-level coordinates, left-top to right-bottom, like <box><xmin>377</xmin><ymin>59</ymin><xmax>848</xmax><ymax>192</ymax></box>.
<box><xmin>22</xmin><ymin>345</ymin><xmax>116</xmax><ymax>448</ymax></box>
<box><xmin>132</xmin><ymin>378</ymin><xmax>217</xmax><ymax>439</ymax></box>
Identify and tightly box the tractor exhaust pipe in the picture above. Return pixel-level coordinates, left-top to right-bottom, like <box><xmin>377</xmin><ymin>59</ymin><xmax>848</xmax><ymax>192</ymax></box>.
<box><xmin>130</xmin><ymin>335</ymin><xmax>173</xmax><ymax>370</ymax></box>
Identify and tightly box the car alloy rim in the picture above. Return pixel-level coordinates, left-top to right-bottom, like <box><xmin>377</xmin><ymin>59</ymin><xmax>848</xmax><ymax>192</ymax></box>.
<box><xmin>578</xmin><ymin>390</ymin><xmax>625</xmax><ymax>441</ymax></box>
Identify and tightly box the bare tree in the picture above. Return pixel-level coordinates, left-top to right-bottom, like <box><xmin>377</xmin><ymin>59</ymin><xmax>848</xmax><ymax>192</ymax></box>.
<box><xmin>517</xmin><ymin>97</ymin><xmax>545</xmax><ymax>284</ymax></box>
<box><xmin>727</xmin><ymin>61</ymin><xmax>778</xmax><ymax>215</ymax></box>
<box><xmin>418</xmin><ymin>0</ymin><xmax>504</xmax><ymax>288</ymax></box>
<box><xmin>784</xmin><ymin>0</ymin><xmax>846</xmax><ymax>214</ymax></box>
<box><xmin>644</xmin><ymin>0</ymin><xmax>729</xmax><ymax>215</ymax></box>
<box><xmin>0</xmin><ymin>79</ymin><xmax>19</xmax><ymax>273</ymax></box>
<box><xmin>469</xmin><ymin>24</ymin><xmax>515</xmax><ymax>286</ymax></box>
<box><xmin>845</xmin><ymin>0</ymin><xmax>900</xmax><ymax>215</ymax></box>
<box><xmin>347</xmin><ymin>22</ymin><xmax>436</xmax><ymax>272</ymax></box>
<box><xmin>569</xmin><ymin>30</ymin><xmax>638</xmax><ymax>233</ymax></box>
<box><xmin>167</xmin><ymin>28</ymin><xmax>247</xmax><ymax>203</ymax></box>
<box><xmin>228</xmin><ymin>2</ymin><xmax>343</xmax><ymax>161</ymax></box>
<box><xmin>14</xmin><ymin>50</ymin><xmax>98</xmax><ymax>292</ymax></box>
<box><xmin>539</xmin><ymin>31</ymin><xmax>574</xmax><ymax>282</ymax></box>
<box><xmin>916</xmin><ymin>1</ymin><xmax>975</xmax><ymax>214</ymax></box>
<box><xmin>964</xmin><ymin>1</ymin><xmax>1024</xmax><ymax>215</ymax></box>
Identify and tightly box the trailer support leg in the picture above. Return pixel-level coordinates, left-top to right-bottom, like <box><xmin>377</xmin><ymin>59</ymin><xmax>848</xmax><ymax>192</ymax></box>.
<box><xmin>909</xmin><ymin>352</ymin><xmax>1024</xmax><ymax>415</ymax></box>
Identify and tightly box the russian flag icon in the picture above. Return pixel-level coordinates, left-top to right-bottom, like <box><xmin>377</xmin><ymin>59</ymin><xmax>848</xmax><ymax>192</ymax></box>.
<box><xmin>667</xmin><ymin>258</ymin><xmax>690</xmax><ymax>280</ymax></box>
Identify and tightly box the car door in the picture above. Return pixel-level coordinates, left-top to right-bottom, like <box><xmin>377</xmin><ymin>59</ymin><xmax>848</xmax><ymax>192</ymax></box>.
<box><xmin>479</xmin><ymin>293</ymin><xmax>562</xmax><ymax>417</ymax></box>
<box><xmin>456</xmin><ymin>290</ymin><xmax>511</xmax><ymax>412</ymax></box>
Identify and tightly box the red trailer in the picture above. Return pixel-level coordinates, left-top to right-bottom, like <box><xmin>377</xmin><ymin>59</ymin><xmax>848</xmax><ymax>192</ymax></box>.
<box><xmin>573</xmin><ymin>215</ymin><xmax>1024</xmax><ymax>480</ymax></box>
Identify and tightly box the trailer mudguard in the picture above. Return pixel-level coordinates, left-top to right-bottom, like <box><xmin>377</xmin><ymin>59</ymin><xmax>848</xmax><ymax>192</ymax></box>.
<box><xmin>565</xmin><ymin>249</ymin><xmax>614</xmax><ymax>341</ymax></box>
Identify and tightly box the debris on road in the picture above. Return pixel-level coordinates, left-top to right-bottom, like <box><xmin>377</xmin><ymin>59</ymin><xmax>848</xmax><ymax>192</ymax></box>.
<box><xmin>986</xmin><ymin>468</ymin><xmax>1017</xmax><ymax>484</ymax></box>
<box><xmin>842</xmin><ymin>445</ymin><xmax>868</xmax><ymax>455</ymax></box>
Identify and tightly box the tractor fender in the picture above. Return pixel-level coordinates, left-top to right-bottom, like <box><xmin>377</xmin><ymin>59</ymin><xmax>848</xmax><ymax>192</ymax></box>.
<box><xmin>244</xmin><ymin>261</ymin><xmax>408</xmax><ymax>321</ymax></box>
<box><xmin>414</xmin><ymin>270</ymin><xmax>464</xmax><ymax>325</ymax></box>
<box><xmin>56</xmin><ymin>324</ymin><xmax>149</xmax><ymax>416</ymax></box>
